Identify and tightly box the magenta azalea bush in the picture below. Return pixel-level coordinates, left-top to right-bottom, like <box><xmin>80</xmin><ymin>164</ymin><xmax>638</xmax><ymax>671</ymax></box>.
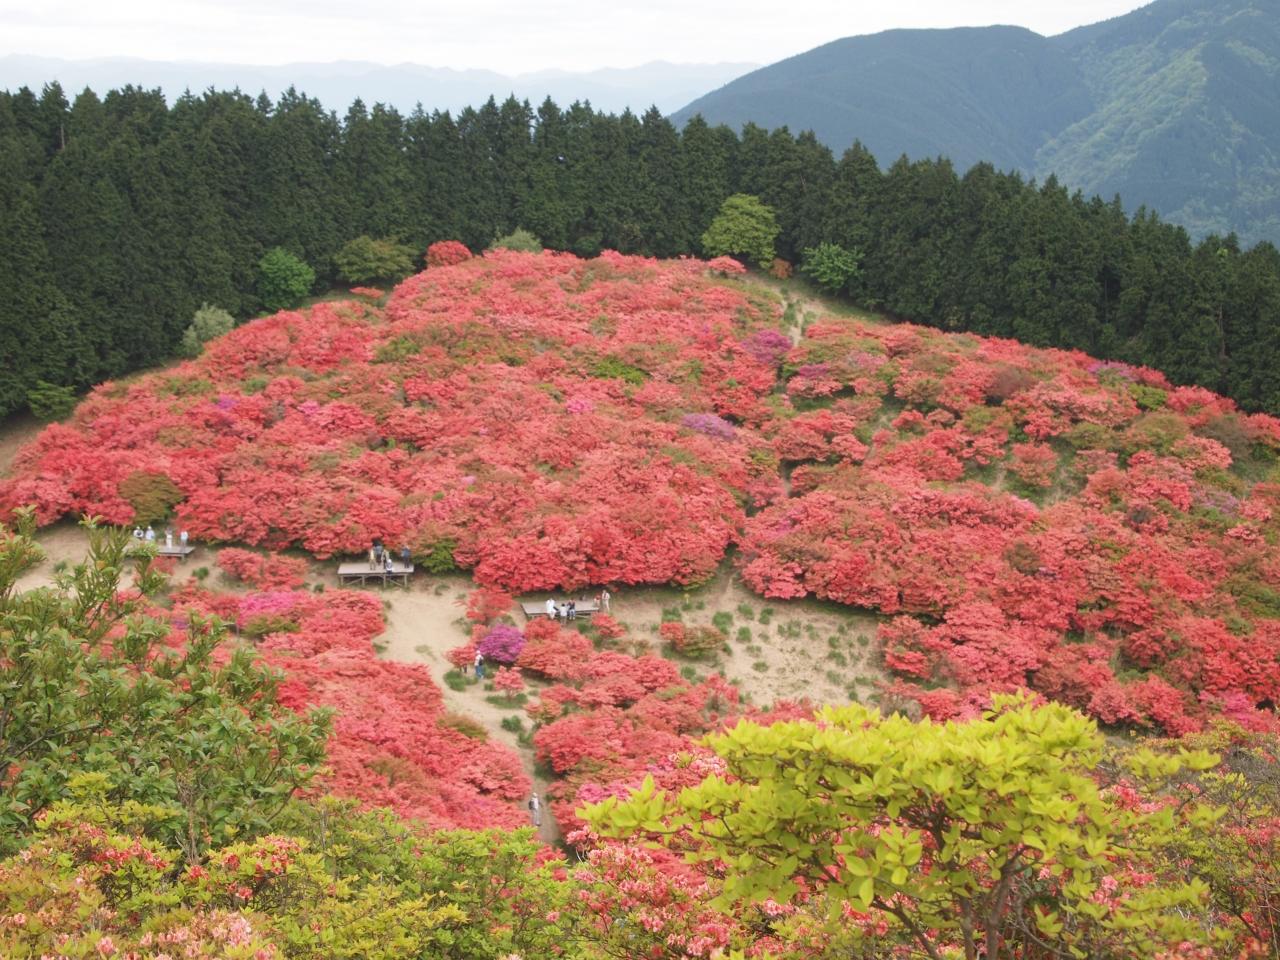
<box><xmin>477</xmin><ymin>624</ymin><xmax>525</xmax><ymax>664</ymax></box>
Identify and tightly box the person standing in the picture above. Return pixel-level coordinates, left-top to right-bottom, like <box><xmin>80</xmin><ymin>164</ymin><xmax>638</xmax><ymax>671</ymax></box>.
<box><xmin>179</xmin><ymin>529</ymin><xmax>189</xmax><ymax>548</ymax></box>
<box><xmin>545</xmin><ymin>597</ymin><xmax>557</xmax><ymax>620</ymax></box>
<box><xmin>399</xmin><ymin>545</ymin><xmax>411</xmax><ymax>568</ymax></box>
<box><xmin>164</xmin><ymin>528</ymin><xmax>174</xmax><ymax>548</ymax></box>
<box><xmin>599</xmin><ymin>587</ymin><xmax>611</xmax><ymax>613</ymax></box>
<box><xmin>528</xmin><ymin>792</ymin><xmax>542</xmax><ymax>828</ymax></box>
<box><xmin>144</xmin><ymin>525</ymin><xmax>156</xmax><ymax>543</ymax></box>
<box><xmin>474</xmin><ymin>651</ymin><xmax>485</xmax><ymax>680</ymax></box>
<box><xmin>567</xmin><ymin>600</ymin><xmax>577</xmax><ymax>621</ymax></box>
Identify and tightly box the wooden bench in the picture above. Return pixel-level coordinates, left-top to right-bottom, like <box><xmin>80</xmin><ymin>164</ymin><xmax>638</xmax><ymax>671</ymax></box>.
<box><xmin>338</xmin><ymin>561</ymin><xmax>414</xmax><ymax>589</ymax></box>
<box><xmin>519</xmin><ymin>599</ymin><xmax>601</xmax><ymax>621</ymax></box>
<box><xmin>126</xmin><ymin>541</ymin><xmax>196</xmax><ymax>561</ymax></box>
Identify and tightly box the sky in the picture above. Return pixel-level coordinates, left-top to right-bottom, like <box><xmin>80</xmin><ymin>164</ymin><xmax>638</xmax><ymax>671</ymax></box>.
<box><xmin>1</xmin><ymin>0</ymin><xmax>1153</xmax><ymax>74</ymax></box>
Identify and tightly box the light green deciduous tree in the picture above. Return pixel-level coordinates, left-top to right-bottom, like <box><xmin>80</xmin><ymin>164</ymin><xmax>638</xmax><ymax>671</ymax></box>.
<box><xmin>700</xmin><ymin>194</ymin><xmax>780</xmax><ymax>268</ymax></box>
<box><xmin>588</xmin><ymin>695</ymin><xmax>1221</xmax><ymax>960</ymax></box>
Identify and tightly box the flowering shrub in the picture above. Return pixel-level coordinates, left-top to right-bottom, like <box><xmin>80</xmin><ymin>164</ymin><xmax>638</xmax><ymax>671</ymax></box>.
<box><xmin>426</xmin><ymin>239</ymin><xmax>473</xmax><ymax>267</ymax></box>
<box><xmin>478</xmin><ymin>624</ymin><xmax>525</xmax><ymax>664</ymax></box>
<box><xmin>217</xmin><ymin>547</ymin><xmax>308</xmax><ymax>590</ymax></box>
<box><xmin>493</xmin><ymin>666</ymin><xmax>525</xmax><ymax>699</ymax></box>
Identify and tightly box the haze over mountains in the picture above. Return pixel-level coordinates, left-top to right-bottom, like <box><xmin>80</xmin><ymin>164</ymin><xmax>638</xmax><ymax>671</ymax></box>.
<box><xmin>0</xmin><ymin>55</ymin><xmax>757</xmax><ymax>117</ymax></box>
<box><xmin>675</xmin><ymin>0</ymin><xmax>1280</xmax><ymax>247</ymax></box>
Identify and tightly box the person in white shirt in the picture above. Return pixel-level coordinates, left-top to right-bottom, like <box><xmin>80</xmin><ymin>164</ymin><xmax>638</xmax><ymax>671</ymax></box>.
<box><xmin>545</xmin><ymin>597</ymin><xmax>557</xmax><ymax>620</ymax></box>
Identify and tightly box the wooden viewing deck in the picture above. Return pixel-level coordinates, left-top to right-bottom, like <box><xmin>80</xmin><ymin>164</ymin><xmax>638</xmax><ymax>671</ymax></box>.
<box><xmin>519</xmin><ymin>598</ymin><xmax>601</xmax><ymax>621</ymax></box>
<box><xmin>338</xmin><ymin>561</ymin><xmax>414</xmax><ymax>589</ymax></box>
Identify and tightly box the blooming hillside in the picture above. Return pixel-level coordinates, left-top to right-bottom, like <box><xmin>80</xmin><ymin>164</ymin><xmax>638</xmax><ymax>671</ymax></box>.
<box><xmin>4</xmin><ymin>248</ymin><xmax>1280</xmax><ymax>733</ymax></box>
<box><xmin>2</xmin><ymin>250</ymin><xmax>780</xmax><ymax>589</ymax></box>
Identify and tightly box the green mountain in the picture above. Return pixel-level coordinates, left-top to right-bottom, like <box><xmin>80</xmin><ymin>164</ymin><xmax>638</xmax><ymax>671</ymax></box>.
<box><xmin>673</xmin><ymin>0</ymin><xmax>1280</xmax><ymax>246</ymax></box>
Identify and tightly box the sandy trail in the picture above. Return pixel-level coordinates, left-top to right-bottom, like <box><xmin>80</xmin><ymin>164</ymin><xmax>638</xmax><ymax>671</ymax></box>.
<box><xmin>365</xmin><ymin>574</ymin><xmax>564</xmax><ymax>844</ymax></box>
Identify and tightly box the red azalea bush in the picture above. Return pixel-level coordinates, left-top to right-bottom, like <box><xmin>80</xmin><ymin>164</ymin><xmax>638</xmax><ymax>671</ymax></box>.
<box><xmin>425</xmin><ymin>239</ymin><xmax>472</xmax><ymax>267</ymax></box>
<box><xmin>216</xmin><ymin>547</ymin><xmax>309</xmax><ymax>590</ymax></box>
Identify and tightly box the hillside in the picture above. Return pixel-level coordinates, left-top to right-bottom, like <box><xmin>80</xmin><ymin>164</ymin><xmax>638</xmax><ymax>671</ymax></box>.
<box><xmin>2</xmin><ymin>250</ymin><xmax>1278</xmax><ymax>956</ymax></box>
<box><xmin>5</xmin><ymin>248</ymin><xmax>1278</xmax><ymax>740</ymax></box>
<box><xmin>673</xmin><ymin>0</ymin><xmax>1280</xmax><ymax>246</ymax></box>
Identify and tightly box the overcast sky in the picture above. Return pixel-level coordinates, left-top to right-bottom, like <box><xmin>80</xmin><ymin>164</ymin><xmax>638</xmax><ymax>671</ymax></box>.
<box><xmin>2</xmin><ymin>0</ymin><xmax>1152</xmax><ymax>74</ymax></box>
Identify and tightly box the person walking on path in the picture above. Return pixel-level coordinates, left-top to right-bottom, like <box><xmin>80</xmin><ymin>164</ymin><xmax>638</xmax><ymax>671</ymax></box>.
<box><xmin>474</xmin><ymin>651</ymin><xmax>485</xmax><ymax>680</ymax></box>
<box><xmin>528</xmin><ymin>793</ymin><xmax>542</xmax><ymax>827</ymax></box>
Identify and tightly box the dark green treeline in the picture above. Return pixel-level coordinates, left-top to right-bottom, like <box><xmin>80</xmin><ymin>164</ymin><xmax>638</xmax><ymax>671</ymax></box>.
<box><xmin>3</xmin><ymin>82</ymin><xmax>1280</xmax><ymax>418</ymax></box>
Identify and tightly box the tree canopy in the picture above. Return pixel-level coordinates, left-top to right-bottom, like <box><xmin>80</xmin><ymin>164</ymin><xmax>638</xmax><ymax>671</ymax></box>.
<box><xmin>701</xmin><ymin>193</ymin><xmax>780</xmax><ymax>267</ymax></box>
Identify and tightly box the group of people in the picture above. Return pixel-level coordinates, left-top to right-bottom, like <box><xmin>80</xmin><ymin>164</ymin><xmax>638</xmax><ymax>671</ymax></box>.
<box><xmin>368</xmin><ymin>538</ymin><xmax>412</xmax><ymax>572</ymax></box>
<box><xmin>131</xmin><ymin>525</ymin><xmax>188</xmax><ymax>549</ymax></box>
<box><xmin>542</xmin><ymin>587</ymin><xmax>610</xmax><ymax>622</ymax></box>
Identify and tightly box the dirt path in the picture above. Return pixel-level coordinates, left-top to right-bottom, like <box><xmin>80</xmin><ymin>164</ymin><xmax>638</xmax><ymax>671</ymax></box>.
<box><xmin>366</xmin><ymin>576</ymin><xmax>563</xmax><ymax>844</ymax></box>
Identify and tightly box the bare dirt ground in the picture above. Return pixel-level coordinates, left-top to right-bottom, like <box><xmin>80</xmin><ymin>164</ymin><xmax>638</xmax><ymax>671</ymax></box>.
<box><xmin>603</xmin><ymin>568</ymin><xmax>884</xmax><ymax>710</ymax></box>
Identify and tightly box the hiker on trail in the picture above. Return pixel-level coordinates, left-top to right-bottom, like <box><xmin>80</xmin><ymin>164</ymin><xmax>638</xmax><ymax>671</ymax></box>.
<box><xmin>528</xmin><ymin>793</ymin><xmax>542</xmax><ymax>827</ymax></box>
<box><xmin>545</xmin><ymin>597</ymin><xmax>557</xmax><ymax>620</ymax></box>
<box><xmin>474</xmin><ymin>651</ymin><xmax>485</xmax><ymax>680</ymax></box>
<box><xmin>599</xmin><ymin>587</ymin><xmax>611</xmax><ymax>613</ymax></box>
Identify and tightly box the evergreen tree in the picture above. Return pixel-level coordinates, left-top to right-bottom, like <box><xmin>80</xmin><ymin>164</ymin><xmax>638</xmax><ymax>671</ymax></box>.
<box><xmin>677</xmin><ymin>116</ymin><xmax>736</xmax><ymax>251</ymax></box>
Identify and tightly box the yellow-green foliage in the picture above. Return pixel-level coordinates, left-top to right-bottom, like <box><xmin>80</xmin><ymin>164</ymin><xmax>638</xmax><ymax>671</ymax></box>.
<box><xmin>587</xmin><ymin>695</ymin><xmax>1222</xmax><ymax>960</ymax></box>
<box><xmin>0</xmin><ymin>796</ymin><xmax>578</xmax><ymax>960</ymax></box>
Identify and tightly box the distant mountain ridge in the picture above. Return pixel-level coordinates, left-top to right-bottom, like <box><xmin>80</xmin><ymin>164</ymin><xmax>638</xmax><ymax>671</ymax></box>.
<box><xmin>0</xmin><ymin>55</ymin><xmax>757</xmax><ymax>117</ymax></box>
<box><xmin>674</xmin><ymin>0</ymin><xmax>1280</xmax><ymax>246</ymax></box>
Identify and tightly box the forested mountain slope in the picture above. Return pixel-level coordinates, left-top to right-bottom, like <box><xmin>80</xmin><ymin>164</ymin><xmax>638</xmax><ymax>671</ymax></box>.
<box><xmin>674</xmin><ymin>26</ymin><xmax>1092</xmax><ymax>176</ymax></box>
<box><xmin>673</xmin><ymin>0</ymin><xmax>1280</xmax><ymax>246</ymax></box>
